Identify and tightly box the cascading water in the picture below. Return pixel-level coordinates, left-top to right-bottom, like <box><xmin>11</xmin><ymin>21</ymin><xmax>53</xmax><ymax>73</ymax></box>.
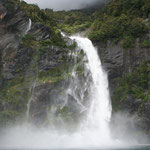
<box><xmin>70</xmin><ymin>35</ymin><xmax>112</xmax><ymax>141</ymax></box>
<box><xmin>25</xmin><ymin>19</ymin><xmax>32</xmax><ymax>35</ymax></box>
<box><xmin>0</xmin><ymin>34</ymin><xmax>142</xmax><ymax>149</ymax></box>
<box><xmin>26</xmin><ymin>54</ymin><xmax>39</xmax><ymax>121</ymax></box>
<box><xmin>26</xmin><ymin>78</ymin><xmax>37</xmax><ymax>121</ymax></box>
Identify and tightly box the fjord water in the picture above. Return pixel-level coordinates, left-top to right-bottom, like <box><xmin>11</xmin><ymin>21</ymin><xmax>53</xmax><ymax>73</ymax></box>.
<box><xmin>0</xmin><ymin>35</ymin><xmax>148</xmax><ymax>149</ymax></box>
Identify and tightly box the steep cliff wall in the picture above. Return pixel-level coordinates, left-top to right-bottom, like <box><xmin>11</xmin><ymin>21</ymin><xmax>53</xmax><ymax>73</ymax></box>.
<box><xmin>1</xmin><ymin>0</ymin><xmax>150</xmax><ymax>133</ymax></box>
<box><xmin>0</xmin><ymin>0</ymin><xmax>87</xmax><ymax>127</ymax></box>
<box><xmin>87</xmin><ymin>0</ymin><xmax>150</xmax><ymax>133</ymax></box>
<box><xmin>96</xmin><ymin>32</ymin><xmax>150</xmax><ymax>132</ymax></box>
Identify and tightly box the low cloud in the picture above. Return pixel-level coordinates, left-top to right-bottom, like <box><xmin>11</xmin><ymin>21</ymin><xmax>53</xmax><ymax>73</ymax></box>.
<box><xmin>23</xmin><ymin>0</ymin><xmax>108</xmax><ymax>11</ymax></box>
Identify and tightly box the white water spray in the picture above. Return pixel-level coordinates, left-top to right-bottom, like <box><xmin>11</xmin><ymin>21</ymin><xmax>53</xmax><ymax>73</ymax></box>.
<box><xmin>0</xmin><ymin>34</ymin><xmax>144</xmax><ymax>149</ymax></box>
<box><xmin>26</xmin><ymin>79</ymin><xmax>37</xmax><ymax>121</ymax></box>
<box><xmin>70</xmin><ymin>35</ymin><xmax>112</xmax><ymax>141</ymax></box>
<box><xmin>25</xmin><ymin>19</ymin><xmax>32</xmax><ymax>35</ymax></box>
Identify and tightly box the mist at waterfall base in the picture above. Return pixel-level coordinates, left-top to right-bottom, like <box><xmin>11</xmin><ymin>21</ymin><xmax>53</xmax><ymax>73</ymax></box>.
<box><xmin>0</xmin><ymin>34</ymin><xmax>149</xmax><ymax>149</ymax></box>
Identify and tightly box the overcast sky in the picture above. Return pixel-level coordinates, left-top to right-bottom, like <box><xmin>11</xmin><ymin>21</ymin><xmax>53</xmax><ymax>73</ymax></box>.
<box><xmin>23</xmin><ymin>0</ymin><xmax>106</xmax><ymax>11</ymax></box>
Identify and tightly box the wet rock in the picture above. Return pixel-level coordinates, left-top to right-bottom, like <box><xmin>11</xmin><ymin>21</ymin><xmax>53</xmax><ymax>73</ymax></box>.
<box><xmin>96</xmin><ymin>33</ymin><xmax>150</xmax><ymax>132</ymax></box>
<box><xmin>0</xmin><ymin>3</ymin><xmax>7</xmax><ymax>20</ymax></box>
<box><xmin>121</xmin><ymin>95</ymin><xmax>142</xmax><ymax>113</ymax></box>
<box><xmin>39</xmin><ymin>46</ymin><xmax>63</xmax><ymax>71</ymax></box>
<box><xmin>0</xmin><ymin>1</ymin><xmax>75</xmax><ymax>126</ymax></box>
<box><xmin>29</xmin><ymin>23</ymin><xmax>51</xmax><ymax>41</ymax></box>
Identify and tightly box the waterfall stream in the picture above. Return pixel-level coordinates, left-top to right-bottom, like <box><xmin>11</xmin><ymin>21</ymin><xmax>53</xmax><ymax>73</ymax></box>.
<box><xmin>0</xmin><ymin>34</ymin><xmax>143</xmax><ymax>149</ymax></box>
<box><xmin>70</xmin><ymin>35</ymin><xmax>112</xmax><ymax>141</ymax></box>
<box><xmin>25</xmin><ymin>19</ymin><xmax>32</xmax><ymax>35</ymax></box>
<box><xmin>26</xmin><ymin>78</ymin><xmax>37</xmax><ymax>121</ymax></box>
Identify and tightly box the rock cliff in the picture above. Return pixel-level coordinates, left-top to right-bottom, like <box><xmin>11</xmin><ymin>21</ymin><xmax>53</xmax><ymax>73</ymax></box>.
<box><xmin>96</xmin><ymin>32</ymin><xmax>150</xmax><ymax>132</ymax></box>
<box><xmin>1</xmin><ymin>0</ymin><xmax>150</xmax><ymax>134</ymax></box>
<box><xmin>0</xmin><ymin>1</ymin><xmax>87</xmax><ymax>127</ymax></box>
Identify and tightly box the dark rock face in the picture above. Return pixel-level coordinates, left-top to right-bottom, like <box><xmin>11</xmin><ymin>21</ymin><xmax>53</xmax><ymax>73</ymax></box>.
<box><xmin>39</xmin><ymin>45</ymin><xmax>63</xmax><ymax>71</ymax></box>
<box><xmin>96</xmin><ymin>42</ymin><xmax>124</xmax><ymax>96</ymax></box>
<box><xmin>0</xmin><ymin>4</ymin><xmax>30</xmax><ymax>80</ymax></box>
<box><xmin>97</xmin><ymin>35</ymin><xmax>150</xmax><ymax>94</ymax></box>
<box><xmin>96</xmin><ymin>33</ymin><xmax>150</xmax><ymax>132</ymax></box>
<box><xmin>0</xmin><ymin>1</ymin><xmax>87</xmax><ymax>128</ymax></box>
<box><xmin>0</xmin><ymin>3</ymin><xmax>6</xmax><ymax>20</ymax></box>
<box><xmin>0</xmin><ymin>4</ymin><xmax>37</xmax><ymax>125</ymax></box>
<box><xmin>1</xmin><ymin>0</ymin><xmax>149</xmax><ymax>133</ymax></box>
<box><xmin>29</xmin><ymin>23</ymin><xmax>51</xmax><ymax>41</ymax></box>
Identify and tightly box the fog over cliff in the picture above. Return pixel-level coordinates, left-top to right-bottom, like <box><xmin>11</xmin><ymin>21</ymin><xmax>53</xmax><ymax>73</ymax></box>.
<box><xmin>23</xmin><ymin>0</ymin><xmax>108</xmax><ymax>10</ymax></box>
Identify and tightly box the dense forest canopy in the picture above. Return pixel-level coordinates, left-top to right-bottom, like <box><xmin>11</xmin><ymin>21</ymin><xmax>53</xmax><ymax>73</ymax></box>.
<box><xmin>89</xmin><ymin>0</ymin><xmax>150</xmax><ymax>48</ymax></box>
<box><xmin>2</xmin><ymin>0</ymin><xmax>150</xmax><ymax>49</ymax></box>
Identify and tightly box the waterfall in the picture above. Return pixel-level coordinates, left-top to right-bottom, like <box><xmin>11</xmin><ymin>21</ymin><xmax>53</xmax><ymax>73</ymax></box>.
<box><xmin>26</xmin><ymin>54</ymin><xmax>39</xmax><ymax>121</ymax></box>
<box><xmin>70</xmin><ymin>35</ymin><xmax>112</xmax><ymax>143</ymax></box>
<box><xmin>25</xmin><ymin>19</ymin><xmax>32</xmax><ymax>35</ymax></box>
<box><xmin>0</xmin><ymin>34</ymin><xmax>141</xmax><ymax>149</ymax></box>
<box><xmin>26</xmin><ymin>79</ymin><xmax>37</xmax><ymax>121</ymax></box>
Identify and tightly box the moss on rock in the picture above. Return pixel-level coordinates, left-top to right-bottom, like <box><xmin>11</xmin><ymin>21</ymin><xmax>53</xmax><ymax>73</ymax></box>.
<box><xmin>112</xmin><ymin>61</ymin><xmax>150</xmax><ymax>111</ymax></box>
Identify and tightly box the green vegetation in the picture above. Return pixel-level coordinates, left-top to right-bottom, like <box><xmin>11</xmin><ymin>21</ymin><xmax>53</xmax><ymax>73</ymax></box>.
<box><xmin>57</xmin><ymin>106</ymin><xmax>72</xmax><ymax>117</ymax></box>
<box><xmin>38</xmin><ymin>63</ymin><xmax>73</xmax><ymax>83</ymax></box>
<box><xmin>2</xmin><ymin>0</ymin><xmax>68</xmax><ymax>49</ymax></box>
<box><xmin>53</xmin><ymin>10</ymin><xmax>91</xmax><ymax>35</ymax></box>
<box><xmin>4</xmin><ymin>0</ymin><xmax>149</xmax><ymax>49</ymax></box>
<box><xmin>140</xmin><ymin>40</ymin><xmax>150</xmax><ymax>48</ymax></box>
<box><xmin>112</xmin><ymin>62</ymin><xmax>150</xmax><ymax>111</ymax></box>
<box><xmin>1</xmin><ymin>0</ymin><xmax>18</xmax><ymax>12</ymax></box>
<box><xmin>59</xmin><ymin>22</ymin><xmax>90</xmax><ymax>35</ymax></box>
<box><xmin>18</xmin><ymin>1</ymin><xmax>56</xmax><ymax>27</ymax></box>
<box><xmin>0</xmin><ymin>110</ymin><xmax>19</xmax><ymax>126</ymax></box>
<box><xmin>0</xmin><ymin>75</ymin><xmax>35</xmax><ymax>125</ymax></box>
<box><xmin>1</xmin><ymin>0</ymin><xmax>150</xmax><ymax>126</ymax></box>
<box><xmin>68</xmin><ymin>42</ymin><xmax>77</xmax><ymax>50</ymax></box>
<box><xmin>88</xmin><ymin>0</ymin><xmax>150</xmax><ymax>48</ymax></box>
<box><xmin>22</xmin><ymin>35</ymin><xmax>37</xmax><ymax>48</ymax></box>
<box><xmin>122</xmin><ymin>35</ymin><xmax>135</xmax><ymax>49</ymax></box>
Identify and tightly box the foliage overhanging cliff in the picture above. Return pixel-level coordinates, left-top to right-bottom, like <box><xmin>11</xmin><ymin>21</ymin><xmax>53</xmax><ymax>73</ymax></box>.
<box><xmin>55</xmin><ymin>0</ymin><xmax>150</xmax><ymax>49</ymax></box>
